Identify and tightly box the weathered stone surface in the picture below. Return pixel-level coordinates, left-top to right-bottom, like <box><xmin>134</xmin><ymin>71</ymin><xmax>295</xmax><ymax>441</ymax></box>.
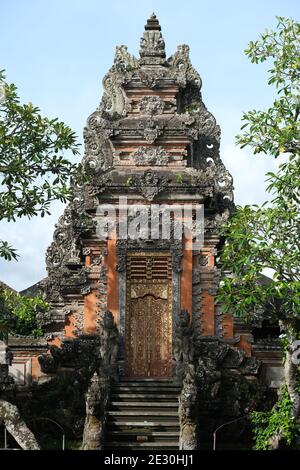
<box><xmin>0</xmin><ymin>399</ymin><xmax>40</xmax><ymax>450</ymax></box>
<box><xmin>179</xmin><ymin>365</ymin><xmax>198</xmax><ymax>450</ymax></box>
<box><xmin>0</xmin><ymin>340</ymin><xmax>14</xmax><ymax>392</ymax></box>
<box><xmin>38</xmin><ymin>311</ymin><xmax>119</xmax><ymax>450</ymax></box>
<box><xmin>81</xmin><ymin>373</ymin><xmax>110</xmax><ymax>450</ymax></box>
<box><xmin>194</xmin><ymin>337</ymin><xmax>264</xmax><ymax>418</ymax></box>
<box><xmin>174</xmin><ymin>309</ymin><xmax>194</xmax><ymax>378</ymax></box>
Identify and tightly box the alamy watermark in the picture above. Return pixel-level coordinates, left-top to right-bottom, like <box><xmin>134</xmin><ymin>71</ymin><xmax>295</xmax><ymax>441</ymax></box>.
<box><xmin>96</xmin><ymin>197</ymin><xmax>204</xmax><ymax>250</ymax></box>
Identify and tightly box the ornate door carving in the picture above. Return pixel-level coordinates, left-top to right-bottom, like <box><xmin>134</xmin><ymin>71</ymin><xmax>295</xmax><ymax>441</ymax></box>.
<box><xmin>125</xmin><ymin>253</ymin><xmax>172</xmax><ymax>377</ymax></box>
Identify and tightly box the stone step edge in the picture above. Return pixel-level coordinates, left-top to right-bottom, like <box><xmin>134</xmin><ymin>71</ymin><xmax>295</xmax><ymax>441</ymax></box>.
<box><xmin>108</xmin><ymin>421</ymin><xmax>179</xmax><ymax>427</ymax></box>
<box><xmin>107</xmin><ymin>430</ymin><xmax>179</xmax><ymax>436</ymax></box>
<box><xmin>112</xmin><ymin>393</ymin><xmax>179</xmax><ymax>399</ymax></box>
<box><xmin>105</xmin><ymin>442</ymin><xmax>179</xmax><ymax>447</ymax></box>
<box><xmin>110</xmin><ymin>402</ymin><xmax>178</xmax><ymax>407</ymax></box>
<box><xmin>108</xmin><ymin>411</ymin><xmax>178</xmax><ymax>416</ymax></box>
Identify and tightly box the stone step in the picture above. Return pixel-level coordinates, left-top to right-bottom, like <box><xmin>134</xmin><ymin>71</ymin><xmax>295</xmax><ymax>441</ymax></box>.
<box><xmin>115</xmin><ymin>383</ymin><xmax>180</xmax><ymax>388</ymax></box>
<box><xmin>116</xmin><ymin>382</ymin><xmax>180</xmax><ymax>388</ymax></box>
<box><xmin>111</xmin><ymin>401</ymin><xmax>178</xmax><ymax>408</ymax></box>
<box><xmin>105</xmin><ymin>379</ymin><xmax>180</xmax><ymax>450</ymax></box>
<box><xmin>106</xmin><ymin>446</ymin><xmax>179</xmax><ymax>450</ymax></box>
<box><xmin>112</xmin><ymin>393</ymin><xmax>179</xmax><ymax>400</ymax></box>
<box><xmin>118</xmin><ymin>378</ymin><xmax>179</xmax><ymax>382</ymax></box>
<box><xmin>108</xmin><ymin>429</ymin><xmax>179</xmax><ymax>437</ymax></box>
<box><xmin>108</xmin><ymin>420</ymin><xmax>179</xmax><ymax>427</ymax></box>
<box><xmin>108</xmin><ymin>410</ymin><xmax>178</xmax><ymax>417</ymax></box>
<box><xmin>113</xmin><ymin>387</ymin><xmax>180</xmax><ymax>394</ymax></box>
<box><xmin>108</xmin><ymin>430</ymin><xmax>179</xmax><ymax>437</ymax></box>
<box><xmin>105</xmin><ymin>441</ymin><xmax>179</xmax><ymax>449</ymax></box>
<box><xmin>106</xmin><ymin>434</ymin><xmax>180</xmax><ymax>444</ymax></box>
<box><xmin>117</xmin><ymin>380</ymin><xmax>180</xmax><ymax>384</ymax></box>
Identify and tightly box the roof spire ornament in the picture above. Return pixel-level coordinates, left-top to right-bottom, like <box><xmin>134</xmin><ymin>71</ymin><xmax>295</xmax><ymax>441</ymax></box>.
<box><xmin>139</xmin><ymin>13</ymin><xmax>166</xmax><ymax>65</ymax></box>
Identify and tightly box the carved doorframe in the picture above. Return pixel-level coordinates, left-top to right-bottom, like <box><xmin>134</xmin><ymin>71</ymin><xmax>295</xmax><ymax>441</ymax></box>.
<box><xmin>116</xmin><ymin>239</ymin><xmax>182</xmax><ymax>377</ymax></box>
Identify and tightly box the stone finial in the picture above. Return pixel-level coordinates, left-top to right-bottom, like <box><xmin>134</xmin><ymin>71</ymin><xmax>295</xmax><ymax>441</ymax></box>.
<box><xmin>140</xmin><ymin>13</ymin><xmax>166</xmax><ymax>64</ymax></box>
<box><xmin>145</xmin><ymin>12</ymin><xmax>161</xmax><ymax>31</ymax></box>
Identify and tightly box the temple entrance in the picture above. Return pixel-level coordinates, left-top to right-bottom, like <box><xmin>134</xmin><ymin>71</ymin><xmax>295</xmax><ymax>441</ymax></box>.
<box><xmin>125</xmin><ymin>253</ymin><xmax>173</xmax><ymax>377</ymax></box>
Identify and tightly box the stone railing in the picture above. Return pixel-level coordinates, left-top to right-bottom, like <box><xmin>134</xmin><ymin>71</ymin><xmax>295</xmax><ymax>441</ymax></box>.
<box><xmin>174</xmin><ymin>309</ymin><xmax>198</xmax><ymax>450</ymax></box>
<box><xmin>81</xmin><ymin>311</ymin><xmax>119</xmax><ymax>450</ymax></box>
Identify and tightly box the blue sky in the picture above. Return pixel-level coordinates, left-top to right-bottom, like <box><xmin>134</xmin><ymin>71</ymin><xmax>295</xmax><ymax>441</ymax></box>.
<box><xmin>0</xmin><ymin>0</ymin><xmax>299</xmax><ymax>290</ymax></box>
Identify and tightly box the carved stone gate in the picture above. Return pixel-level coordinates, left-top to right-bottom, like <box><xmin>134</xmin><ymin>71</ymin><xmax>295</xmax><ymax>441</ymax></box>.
<box><xmin>125</xmin><ymin>253</ymin><xmax>173</xmax><ymax>377</ymax></box>
<box><xmin>42</xmin><ymin>12</ymin><xmax>236</xmax><ymax>386</ymax></box>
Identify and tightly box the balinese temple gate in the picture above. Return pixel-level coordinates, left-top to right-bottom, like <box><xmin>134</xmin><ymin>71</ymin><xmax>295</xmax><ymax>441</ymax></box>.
<box><xmin>23</xmin><ymin>14</ymin><xmax>271</xmax><ymax>450</ymax></box>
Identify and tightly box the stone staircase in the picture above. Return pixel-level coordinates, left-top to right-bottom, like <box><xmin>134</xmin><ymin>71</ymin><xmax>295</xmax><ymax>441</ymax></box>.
<box><xmin>105</xmin><ymin>378</ymin><xmax>181</xmax><ymax>450</ymax></box>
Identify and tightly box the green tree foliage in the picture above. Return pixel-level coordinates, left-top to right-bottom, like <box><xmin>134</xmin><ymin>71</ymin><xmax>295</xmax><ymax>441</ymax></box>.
<box><xmin>218</xmin><ymin>17</ymin><xmax>300</xmax><ymax>449</ymax></box>
<box><xmin>251</xmin><ymin>383</ymin><xmax>300</xmax><ymax>450</ymax></box>
<box><xmin>0</xmin><ymin>288</ymin><xmax>47</xmax><ymax>338</ymax></box>
<box><xmin>236</xmin><ymin>16</ymin><xmax>300</xmax><ymax>156</ymax></box>
<box><xmin>0</xmin><ymin>69</ymin><xmax>80</xmax><ymax>260</ymax></box>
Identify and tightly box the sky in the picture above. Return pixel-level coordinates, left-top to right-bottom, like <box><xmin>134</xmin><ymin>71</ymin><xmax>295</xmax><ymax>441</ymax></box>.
<box><xmin>0</xmin><ymin>0</ymin><xmax>299</xmax><ymax>291</ymax></box>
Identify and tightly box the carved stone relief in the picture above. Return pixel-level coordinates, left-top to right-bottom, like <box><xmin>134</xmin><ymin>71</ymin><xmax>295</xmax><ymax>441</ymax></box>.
<box><xmin>138</xmin><ymin>96</ymin><xmax>165</xmax><ymax>115</ymax></box>
<box><xmin>131</xmin><ymin>146</ymin><xmax>170</xmax><ymax>166</ymax></box>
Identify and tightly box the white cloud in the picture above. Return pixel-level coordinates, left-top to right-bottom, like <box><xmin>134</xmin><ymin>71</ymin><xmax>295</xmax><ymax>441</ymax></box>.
<box><xmin>222</xmin><ymin>143</ymin><xmax>281</xmax><ymax>206</ymax></box>
<box><xmin>0</xmin><ymin>201</ymin><xmax>65</xmax><ymax>291</ymax></box>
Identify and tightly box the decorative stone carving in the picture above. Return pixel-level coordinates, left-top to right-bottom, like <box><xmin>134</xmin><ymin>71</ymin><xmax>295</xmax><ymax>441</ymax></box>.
<box><xmin>138</xmin><ymin>68</ymin><xmax>167</xmax><ymax>88</ymax></box>
<box><xmin>82</xmin><ymin>247</ymin><xmax>91</xmax><ymax>256</ymax></box>
<box><xmin>138</xmin><ymin>118</ymin><xmax>164</xmax><ymax>144</ymax></box>
<box><xmin>44</xmin><ymin>202</ymin><xmax>97</xmax><ymax>303</ymax></box>
<box><xmin>199</xmin><ymin>255</ymin><xmax>208</xmax><ymax>266</ymax></box>
<box><xmin>38</xmin><ymin>335</ymin><xmax>96</xmax><ymax>372</ymax></box>
<box><xmin>131</xmin><ymin>146</ymin><xmax>170</xmax><ymax>166</ymax></box>
<box><xmin>99</xmin><ymin>311</ymin><xmax>119</xmax><ymax>375</ymax></box>
<box><xmin>116</xmin><ymin>240</ymin><xmax>127</xmax><ymax>273</ymax></box>
<box><xmin>131</xmin><ymin>169</ymin><xmax>169</xmax><ymax>201</ymax></box>
<box><xmin>194</xmin><ymin>337</ymin><xmax>263</xmax><ymax>418</ymax></box>
<box><xmin>81</xmin><ymin>372</ymin><xmax>110</xmax><ymax>450</ymax></box>
<box><xmin>102</xmin><ymin>71</ymin><xmax>129</xmax><ymax>118</ymax></box>
<box><xmin>174</xmin><ymin>309</ymin><xmax>194</xmax><ymax>375</ymax></box>
<box><xmin>139</xmin><ymin>13</ymin><xmax>166</xmax><ymax>65</ymax></box>
<box><xmin>171</xmin><ymin>241</ymin><xmax>183</xmax><ymax>273</ymax></box>
<box><xmin>138</xmin><ymin>96</ymin><xmax>165</xmax><ymax>115</ymax></box>
<box><xmin>215</xmin><ymin>304</ymin><xmax>225</xmax><ymax>339</ymax></box>
<box><xmin>114</xmin><ymin>45</ymin><xmax>138</xmax><ymax>73</ymax></box>
<box><xmin>63</xmin><ymin>302</ymin><xmax>84</xmax><ymax>336</ymax></box>
<box><xmin>179</xmin><ymin>364</ymin><xmax>198</xmax><ymax>450</ymax></box>
<box><xmin>81</xmin><ymin>312</ymin><xmax>118</xmax><ymax>450</ymax></box>
<box><xmin>168</xmin><ymin>44</ymin><xmax>202</xmax><ymax>88</ymax></box>
<box><xmin>192</xmin><ymin>267</ymin><xmax>203</xmax><ymax>338</ymax></box>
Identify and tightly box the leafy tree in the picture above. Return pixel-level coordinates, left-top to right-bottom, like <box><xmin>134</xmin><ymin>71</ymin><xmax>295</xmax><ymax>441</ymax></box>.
<box><xmin>0</xmin><ymin>69</ymin><xmax>80</xmax><ymax>260</ymax></box>
<box><xmin>237</xmin><ymin>16</ymin><xmax>300</xmax><ymax>156</ymax></box>
<box><xmin>218</xmin><ymin>17</ymin><xmax>300</xmax><ymax>449</ymax></box>
<box><xmin>0</xmin><ymin>70</ymin><xmax>72</xmax><ymax>449</ymax></box>
<box><xmin>0</xmin><ymin>288</ymin><xmax>46</xmax><ymax>338</ymax></box>
<box><xmin>251</xmin><ymin>383</ymin><xmax>300</xmax><ymax>450</ymax></box>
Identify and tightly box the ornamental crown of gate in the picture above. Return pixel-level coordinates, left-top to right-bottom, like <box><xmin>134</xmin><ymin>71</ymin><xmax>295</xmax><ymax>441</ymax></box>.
<box><xmin>139</xmin><ymin>13</ymin><xmax>166</xmax><ymax>64</ymax></box>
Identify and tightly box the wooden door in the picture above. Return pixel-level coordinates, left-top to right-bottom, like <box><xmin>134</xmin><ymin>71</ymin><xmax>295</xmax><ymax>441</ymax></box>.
<box><xmin>125</xmin><ymin>253</ymin><xmax>172</xmax><ymax>377</ymax></box>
